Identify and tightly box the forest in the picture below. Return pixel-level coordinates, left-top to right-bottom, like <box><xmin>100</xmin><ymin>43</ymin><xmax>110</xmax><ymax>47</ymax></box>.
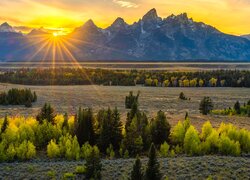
<box><xmin>0</xmin><ymin>68</ymin><xmax>250</xmax><ymax>87</ymax></box>
<box><xmin>0</xmin><ymin>88</ymin><xmax>37</xmax><ymax>107</ymax></box>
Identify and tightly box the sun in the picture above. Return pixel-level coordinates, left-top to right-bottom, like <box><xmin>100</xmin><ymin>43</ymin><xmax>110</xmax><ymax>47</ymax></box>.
<box><xmin>53</xmin><ymin>32</ymin><xmax>58</xmax><ymax>37</ymax></box>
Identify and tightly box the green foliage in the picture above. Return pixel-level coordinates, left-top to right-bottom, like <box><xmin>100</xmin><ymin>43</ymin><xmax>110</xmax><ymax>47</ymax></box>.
<box><xmin>171</xmin><ymin>118</ymin><xmax>190</xmax><ymax>145</ymax></box>
<box><xmin>85</xmin><ymin>146</ymin><xmax>102</xmax><ymax>180</ymax></box>
<box><xmin>200</xmin><ymin>121</ymin><xmax>213</xmax><ymax>141</ymax></box>
<box><xmin>145</xmin><ymin>143</ymin><xmax>161</xmax><ymax>180</ymax></box>
<box><xmin>47</xmin><ymin>139</ymin><xmax>60</xmax><ymax>158</ymax></box>
<box><xmin>58</xmin><ymin>134</ymin><xmax>80</xmax><ymax>160</ymax></box>
<box><xmin>130</xmin><ymin>156</ymin><xmax>143</xmax><ymax>180</ymax></box>
<box><xmin>160</xmin><ymin>141</ymin><xmax>170</xmax><ymax>157</ymax></box>
<box><xmin>35</xmin><ymin>120</ymin><xmax>61</xmax><ymax>149</ymax></box>
<box><xmin>125</xmin><ymin>91</ymin><xmax>140</xmax><ymax>109</ymax></box>
<box><xmin>234</xmin><ymin>101</ymin><xmax>241</xmax><ymax>114</ymax></box>
<box><xmin>218</xmin><ymin>135</ymin><xmax>241</xmax><ymax>156</ymax></box>
<box><xmin>184</xmin><ymin>126</ymin><xmax>200</xmax><ymax>155</ymax></box>
<box><xmin>16</xmin><ymin>140</ymin><xmax>36</xmax><ymax>160</ymax></box>
<box><xmin>97</xmin><ymin>107</ymin><xmax>123</xmax><ymax>152</ymax></box>
<box><xmin>36</xmin><ymin>103</ymin><xmax>56</xmax><ymax>124</ymax></box>
<box><xmin>63</xmin><ymin>172</ymin><xmax>75</xmax><ymax>180</ymax></box>
<box><xmin>151</xmin><ymin>111</ymin><xmax>171</xmax><ymax>146</ymax></box>
<box><xmin>74</xmin><ymin>108</ymin><xmax>95</xmax><ymax>146</ymax></box>
<box><xmin>199</xmin><ymin>97</ymin><xmax>213</xmax><ymax>115</ymax></box>
<box><xmin>106</xmin><ymin>144</ymin><xmax>115</xmax><ymax>159</ymax></box>
<box><xmin>47</xmin><ymin>170</ymin><xmax>56</xmax><ymax>178</ymax></box>
<box><xmin>75</xmin><ymin>165</ymin><xmax>86</xmax><ymax>174</ymax></box>
<box><xmin>0</xmin><ymin>88</ymin><xmax>37</xmax><ymax>106</ymax></box>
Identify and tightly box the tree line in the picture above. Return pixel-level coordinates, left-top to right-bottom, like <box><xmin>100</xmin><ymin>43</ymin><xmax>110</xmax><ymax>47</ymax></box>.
<box><xmin>0</xmin><ymin>68</ymin><xmax>250</xmax><ymax>87</ymax></box>
<box><xmin>0</xmin><ymin>88</ymin><xmax>37</xmax><ymax>107</ymax></box>
<box><xmin>0</xmin><ymin>101</ymin><xmax>250</xmax><ymax>179</ymax></box>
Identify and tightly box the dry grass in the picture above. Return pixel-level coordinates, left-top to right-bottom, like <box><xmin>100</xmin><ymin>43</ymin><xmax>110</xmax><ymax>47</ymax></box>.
<box><xmin>0</xmin><ymin>84</ymin><xmax>249</xmax><ymax>130</ymax></box>
<box><xmin>0</xmin><ymin>156</ymin><xmax>249</xmax><ymax>179</ymax></box>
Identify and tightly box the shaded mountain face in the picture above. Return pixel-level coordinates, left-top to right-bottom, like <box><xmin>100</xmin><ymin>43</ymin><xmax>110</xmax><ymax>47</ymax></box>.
<box><xmin>241</xmin><ymin>34</ymin><xmax>250</xmax><ymax>40</ymax></box>
<box><xmin>1</xmin><ymin>9</ymin><xmax>250</xmax><ymax>61</ymax></box>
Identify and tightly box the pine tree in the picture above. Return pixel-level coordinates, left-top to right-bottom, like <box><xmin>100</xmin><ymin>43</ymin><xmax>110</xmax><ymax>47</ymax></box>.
<box><xmin>98</xmin><ymin>107</ymin><xmax>123</xmax><ymax>152</ymax></box>
<box><xmin>1</xmin><ymin>115</ymin><xmax>8</xmax><ymax>134</ymax></box>
<box><xmin>62</xmin><ymin>112</ymin><xmax>69</xmax><ymax>133</ymax></box>
<box><xmin>234</xmin><ymin>101</ymin><xmax>241</xmax><ymax>114</ymax></box>
<box><xmin>199</xmin><ymin>97</ymin><xmax>214</xmax><ymax>115</ymax></box>
<box><xmin>145</xmin><ymin>143</ymin><xmax>161</xmax><ymax>180</ymax></box>
<box><xmin>85</xmin><ymin>146</ymin><xmax>102</xmax><ymax>180</ymax></box>
<box><xmin>36</xmin><ymin>103</ymin><xmax>56</xmax><ymax>124</ymax></box>
<box><xmin>151</xmin><ymin>111</ymin><xmax>171</xmax><ymax>146</ymax></box>
<box><xmin>130</xmin><ymin>156</ymin><xmax>143</xmax><ymax>180</ymax></box>
<box><xmin>75</xmin><ymin>108</ymin><xmax>95</xmax><ymax>146</ymax></box>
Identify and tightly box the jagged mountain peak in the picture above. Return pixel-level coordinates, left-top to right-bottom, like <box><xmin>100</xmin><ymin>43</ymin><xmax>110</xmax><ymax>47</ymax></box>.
<box><xmin>142</xmin><ymin>8</ymin><xmax>161</xmax><ymax>22</ymax></box>
<box><xmin>109</xmin><ymin>17</ymin><xmax>128</xmax><ymax>30</ymax></box>
<box><xmin>0</xmin><ymin>22</ymin><xmax>15</xmax><ymax>33</ymax></box>
<box><xmin>83</xmin><ymin>19</ymin><xmax>97</xmax><ymax>28</ymax></box>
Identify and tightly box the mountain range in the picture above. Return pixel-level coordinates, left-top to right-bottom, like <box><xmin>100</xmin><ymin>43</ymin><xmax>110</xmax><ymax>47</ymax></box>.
<box><xmin>1</xmin><ymin>8</ymin><xmax>250</xmax><ymax>62</ymax></box>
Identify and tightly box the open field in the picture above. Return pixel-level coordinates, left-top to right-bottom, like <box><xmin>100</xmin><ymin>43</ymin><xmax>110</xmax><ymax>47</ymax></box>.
<box><xmin>0</xmin><ymin>62</ymin><xmax>250</xmax><ymax>71</ymax></box>
<box><xmin>0</xmin><ymin>84</ymin><xmax>249</xmax><ymax>130</ymax></box>
<box><xmin>0</xmin><ymin>156</ymin><xmax>249</xmax><ymax>180</ymax></box>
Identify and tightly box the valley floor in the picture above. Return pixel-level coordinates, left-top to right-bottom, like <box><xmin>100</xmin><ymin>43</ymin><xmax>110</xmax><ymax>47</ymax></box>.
<box><xmin>0</xmin><ymin>156</ymin><xmax>249</xmax><ymax>179</ymax></box>
<box><xmin>0</xmin><ymin>84</ymin><xmax>249</xmax><ymax>130</ymax></box>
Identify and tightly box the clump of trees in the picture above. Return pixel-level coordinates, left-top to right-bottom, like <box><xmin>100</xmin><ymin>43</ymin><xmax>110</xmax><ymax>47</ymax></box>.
<box><xmin>0</xmin><ymin>88</ymin><xmax>37</xmax><ymax>107</ymax></box>
<box><xmin>130</xmin><ymin>143</ymin><xmax>161</xmax><ymax>180</ymax></box>
<box><xmin>0</xmin><ymin>101</ymin><xmax>250</xmax><ymax>163</ymax></box>
<box><xmin>199</xmin><ymin>97</ymin><xmax>214</xmax><ymax>115</ymax></box>
<box><xmin>0</xmin><ymin>69</ymin><xmax>250</xmax><ymax>87</ymax></box>
<box><xmin>212</xmin><ymin>100</ymin><xmax>250</xmax><ymax>117</ymax></box>
<box><xmin>125</xmin><ymin>91</ymin><xmax>140</xmax><ymax>109</ymax></box>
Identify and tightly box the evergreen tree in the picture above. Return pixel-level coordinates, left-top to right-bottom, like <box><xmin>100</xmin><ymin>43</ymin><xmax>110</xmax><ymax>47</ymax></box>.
<box><xmin>199</xmin><ymin>97</ymin><xmax>214</xmax><ymax>115</ymax></box>
<box><xmin>126</xmin><ymin>101</ymin><xmax>139</xmax><ymax>132</ymax></box>
<box><xmin>62</xmin><ymin>112</ymin><xmax>69</xmax><ymax>133</ymax></box>
<box><xmin>185</xmin><ymin>112</ymin><xmax>189</xmax><ymax>120</ymax></box>
<box><xmin>1</xmin><ymin>115</ymin><xmax>8</xmax><ymax>134</ymax></box>
<box><xmin>98</xmin><ymin>107</ymin><xmax>123</xmax><ymax>152</ymax></box>
<box><xmin>85</xmin><ymin>146</ymin><xmax>102</xmax><ymax>180</ymax></box>
<box><xmin>125</xmin><ymin>91</ymin><xmax>140</xmax><ymax>109</ymax></box>
<box><xmin>130</xmin><ymin>156</ymin><xmax>143</xmax><ymax>180</ymax></box>
<box><xmin>75</xmin><ymin>108</ymin><xmax>95</xmax><ymax>146</ymax></box>
<box><xmin>36</xmin><ymin>103</ymin><xmax>56</xmax><ymax>124</ymax></box>
<box><xmin>151</xmin><ymin>111</ymin><xmax>171</xmax><ymax>146</ymax></box>
<box><xmin>234</xmin><ymin>101</ymin><xmax>241</xmax><ymax>114</ymax></box>
<box><xmin>145</xmin><ymin>143</ymin><xmax>161</xmax><ymax>180</ymax></box>
<box><xmin>179</xmin><ymin>92</ymin><xmax>187</xmax><ymax>100</ymax></box>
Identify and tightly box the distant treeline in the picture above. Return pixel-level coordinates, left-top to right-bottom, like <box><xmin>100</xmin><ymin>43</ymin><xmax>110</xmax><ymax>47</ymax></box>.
<box><xmin>0</xmin><ymin>88</ymin><xmax>37</xmax><ymax>107</ymax></box>
<box><xmin>0</xmin><ymin>68</ymin><xmax>250</xmax><ymax>87</ymax></box>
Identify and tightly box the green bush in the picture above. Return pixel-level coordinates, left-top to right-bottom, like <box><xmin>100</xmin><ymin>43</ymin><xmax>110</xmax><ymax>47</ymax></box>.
<box><xmin>218</xmin><ymin>135</ymin><xmax>241</xmax><ymax>156</ymax></box>
<box><xmin>47</xmin><ymin>139</ymin><xmax>60</xmax><ymax>158</ymax></box>
<box><xmin>75</xmin><ymin>166</ymin><xmax>86</xmax><ymax>174</ymax></box>
<box><xmin>184</xmin><ymin>126</ymin><xmax>200</xmax><ymax>155</ymax></box>
<box><xmin>160</xmin><ymin>141</ymin><xmax>170</xmax><ymax>157</ymax></box>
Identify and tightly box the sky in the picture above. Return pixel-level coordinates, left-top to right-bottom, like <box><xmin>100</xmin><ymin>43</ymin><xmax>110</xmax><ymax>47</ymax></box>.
<box><xmin>0</xmin><ymin>0</ymin><xmax>250</xmax><ymax>35</ymax></box>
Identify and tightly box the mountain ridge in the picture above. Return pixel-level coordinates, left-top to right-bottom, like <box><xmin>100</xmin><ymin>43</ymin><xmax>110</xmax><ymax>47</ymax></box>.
<box><xmin>1</xmin><ymin>8</ymin><xmax>250</xmax><ymax>61</ymax></box>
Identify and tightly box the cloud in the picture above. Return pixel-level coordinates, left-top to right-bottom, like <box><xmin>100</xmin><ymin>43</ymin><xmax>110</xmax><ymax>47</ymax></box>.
<box><xmin>113</xmin><ymin>0</ymin><xmax>139</xmax><ymax>8</ymax></box>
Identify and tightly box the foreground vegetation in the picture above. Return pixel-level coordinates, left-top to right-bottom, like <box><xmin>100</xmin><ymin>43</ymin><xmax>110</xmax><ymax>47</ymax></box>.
<box><xmin>0</xmin><ymin>156</ymin><xmax>249</xmax><ymax>179</ymax></box>
<box><xmin>0</xmin><ymin>68</ymin><xmax>250</xmax><ymax>87</ymax></box>
<box><xmin>0</xmin><ymin>101</ymin><xmax>249</xmax><ymax>164</ymax></box>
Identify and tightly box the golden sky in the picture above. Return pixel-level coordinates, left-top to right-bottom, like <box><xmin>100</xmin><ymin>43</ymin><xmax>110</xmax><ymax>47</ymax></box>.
<box><xmin>0</xmin><ymin>0</ymin><xmax>250</xmax><ymax>35</ymax></box>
